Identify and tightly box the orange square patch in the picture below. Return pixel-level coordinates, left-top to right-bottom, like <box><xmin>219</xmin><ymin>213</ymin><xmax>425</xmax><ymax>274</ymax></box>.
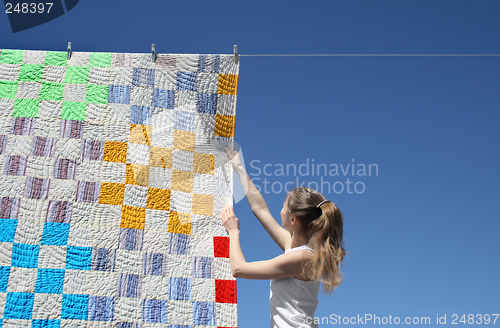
<box><xmin>147</xmin><ymin>188</ymin><xmax>171</xmax><ymax>211</ymax></box>
<box><xmin>171</xmin><ymin>170</ymin><xmax>193</xmax><ymax>192</ymax></box>
<box><xmin>192</xmin><ymin>193</ymin><xmax>214</xmax><ymax>216</ymax></box>
<box><xmin>173</xmin><ymin>130</ymin><xmax>195</xmax><ymax>152</ymax></box>
<box><xmin>125</xmin><ymin>163</ymin><xmax>149</xmax><ymax>187</ymax></box>
<box><xmin>99</xmin><ymin>182</ymin><xmax>125</xmax><ymax>205</ymax></box>
<box><xmin>129</xmin><ymin>124</ymin><xmax>153</xmax><ymax>145</ymax></box>
<box><xmin>218</xmin><ymin>74</ymin><xmax>239</xmax><ymax>95</ymax></box>
<box><xmin>215</xmin><ymin>114</ymin><xmax>235</xmax><ymax>137</ymax></box>
<box><xmin>193</xmin><ymin>153</ymin><xmax>214</xmax><ymax>175</ymax></box>
<box><xmin>120</xmin><ymin>205</ymin><xmax>146</xmax><ymax>230</ymax></box>
<box><xmin>149</xmin><ymin>146</ymin><xmax>172</xmax><ymax>168</ymax></box>
<box><xmin>103</xmin><ymin>141</ymin><xmax>127</xmax><ymax>163</ymax></box>
<box><xmin>168</xmin><ymin>211</ymin><xmax>191</xmax><ymax>235</ymax></box>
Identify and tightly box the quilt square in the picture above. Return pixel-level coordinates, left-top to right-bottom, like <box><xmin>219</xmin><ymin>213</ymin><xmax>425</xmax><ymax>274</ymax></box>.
<box><xmin>91</xmin><ymin>247</ymin><xmax>116</xmax><ymax>272</ymax></box>
<box><xmin>192</xmin><ymin>256</ymin><xmax>214</xmax><ymax>279</ymax></box>
<box><xmin>152</xmin><ymin>88</ymin><xmax>175</xmax><ymax>109</ymax></box>
<box><xmin>24</xmin><ymin>177</ymin><xmax>50</xmax><ymax>200</ymax></box>
<box><xmin>108</xmin><ymin>85</ymin><xmax>131</xmax><ymax>104</ymax></box>
<box><xmin>46</xmin><ymin>200</ymin><xmax>73</xmax><ymax>223</ymax></box>
<box><xmin>11</xmin><ymin>117</ymin><xmax>36</xmax><ymax>134</ymax></box>
<box><xmin>3</xmin><ymin>292</ymin><xmax>35</xmax><ymax>319</ymax></box>
<box><xmin>3</xmin><ymin>155</ymin><xmax>28</xmax><ymax>176</ymax></box>
<box><xmin>31</xmin><ymin>136</ymin><xmax>57</xmax><ymax>157</ymax></box>
<box><xmin>88</xmin><ymin>295</ymin><xmax>115</xmax><ymax>321</ymax></box>
<box><xmin>41</xmin><ymin>222</ymin><xmax>70</xmax><ymax>246</ymax></box>
<box><xmin>52</xmin><ymin>158</ymin><xmax>77</xmax><ymax>180</ymax></box>
<box><xmin>142</xmin><ymin>298</ymin><xmax>168</xmax><ymax>323</ymax></box>
<box><xmin>196</xmin><ymin>93</ymin><xmax>218</xmax><ymax>115</ymax></box>
<box><xmin>132</xmin><ymin>68</ymin><xmax>155</xmax><ymax>88</ymax></box>
<box><xmin>59</xmin><ymin>120</ymin><xmax>84</xmax><ymax>139</ymax></box>
<box><xmin>143</xmin><ymin>252</ymin><xmax>166</xmax><ymax>276</ymax></box>
<box><xmin>0</xmin><ymin>219</ymin><xmax>18</xmax><ymax>242</ymax></box>
<box><xmin>65</xmin><ymin>246</ymin><xmax>92</xmax><ymax>270</ymax></box>
<box><xmin>168</xmin><ymin>233</ymin><xmax>190</xmax><ymax>255</ymax></box>
<box><xmin>61</xmin><ymin>293</ymin><xmax>89</xmax><ymax>320</ymax></box>
<box><xmin>117</xmin><ymin>273</ymin><xmax>142</xmax><ymax>298</ymax></box>
<box><xmin>192</xmin><ymin>301</ymin><xmax>216</xmax><ymax>326</ymax></box>
<box><xmin>118</xmin><ymin>228</ymin><xmax>144</xmax><ymax>251</ymax></box>
<box><xmin>176</xmin><ymin>72</ymin><xmax>197</xmax><ymax>92</ymax></box>
<box><xmin>35</xmin><ymin>268</ymin><xmax>65</xmax><ymax>294</ymax></box>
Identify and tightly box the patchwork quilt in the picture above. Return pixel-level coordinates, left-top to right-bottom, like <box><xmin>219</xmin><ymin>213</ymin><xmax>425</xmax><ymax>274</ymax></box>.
<box><xmin>0</xmin><ymin>49</ymin><xmax>239</xmax><ymax>327</ymax></box>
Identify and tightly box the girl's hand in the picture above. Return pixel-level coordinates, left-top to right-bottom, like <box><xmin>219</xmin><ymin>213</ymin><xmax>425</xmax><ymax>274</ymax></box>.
<box><xmin>225</xmin><ymin>148</ymin><xmax>243</xmax><ymax>169</ymax></box>
<box><xmin>220</xmin><ymin>205</ymin><xmax>240</xmax><ymax>234</ymax></box>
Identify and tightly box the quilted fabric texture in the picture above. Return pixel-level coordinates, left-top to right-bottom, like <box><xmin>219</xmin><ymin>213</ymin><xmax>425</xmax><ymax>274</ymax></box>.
<box><xmin>0</xmin><ymin>49</ymin><xmax>238</xmax><ymax>327</ymax></box>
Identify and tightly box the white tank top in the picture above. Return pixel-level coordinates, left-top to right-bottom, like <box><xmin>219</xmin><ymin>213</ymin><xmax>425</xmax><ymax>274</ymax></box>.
<box><xmin>269</xmin><ymin>245</ymin><xmax>320</xmax><ymax>328</ymax></box>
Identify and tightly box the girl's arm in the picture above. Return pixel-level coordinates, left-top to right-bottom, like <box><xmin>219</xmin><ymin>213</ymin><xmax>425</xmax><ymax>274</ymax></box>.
<box><xmin>226</xmin><ymin>149</ymin><xmax>291</xmax><ymax>251</ymax></box>
<box><xmin>221</xmin><ymin>205</ymin><xmax>310</xmax><ymax>279</ymax></box>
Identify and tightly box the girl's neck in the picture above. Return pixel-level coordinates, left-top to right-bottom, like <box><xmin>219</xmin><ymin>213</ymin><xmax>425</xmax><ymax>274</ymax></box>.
<box><xmin>290</xmin><ymin>231</ymin><xmax>308</xmax><ymax>249</ymax></box>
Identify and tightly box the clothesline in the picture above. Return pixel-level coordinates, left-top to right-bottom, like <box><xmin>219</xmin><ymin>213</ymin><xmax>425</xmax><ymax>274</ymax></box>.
<box><xmin>239</xmin><ymin>53</ymin><xmax>500</xmax><ymax>57</ymax></box>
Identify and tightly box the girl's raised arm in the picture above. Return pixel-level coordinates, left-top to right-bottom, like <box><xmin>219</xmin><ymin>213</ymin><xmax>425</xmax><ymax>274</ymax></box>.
<box><xmin>226</xmin><ymin>149</ymin><xmax>291</xmax><ymax>251</ymax></box>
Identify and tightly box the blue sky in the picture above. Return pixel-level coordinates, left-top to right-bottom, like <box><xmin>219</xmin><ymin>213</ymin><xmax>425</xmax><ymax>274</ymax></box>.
<box><xmin>2</xmin><ymin>1</ymin><xmax>500</xmax><ymax>326</ymax></box>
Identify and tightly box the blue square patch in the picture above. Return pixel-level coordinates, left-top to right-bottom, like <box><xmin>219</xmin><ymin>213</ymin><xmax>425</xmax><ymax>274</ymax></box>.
<box><xmin>193</xmin><ymin>301</ymin><xmax>216</xmax><ymax>326</ymax></box>
<box><xmin>176</xmin><ymin>72</ymin><xmax>197</xmax><ymax>92</ymax></box>
<box><xmin>35</xmin><ymin>268</ymin><xmax>65</xmax><ymax>294</ymax></box>
<box><xmin>108</xmin><ymin>85</ymin><xmax>131</xmax><ymax>104</ymax></box>
<box><xmin>168</xmin><ymin>277</ymin><xmax>191</xmax><ymax>301</ymax></box>
<box><xmin>89</xmin><ymin>295</ymin><xmax>115</xmax><ymax>321</ymax></box>
<box><xmin>4</xmin><ymin>292</ymin><xmax>35</xmax><ymax>319</ymax></box>
<box><xmin>152</xmin><ymin>89</ymin><xmax>175</xmax><ymax>109</ymax></box>
<box><xmin>66</xmin><ymin>246</ymin><xmax>92</xmax><ymax>270</ymax></box>
<box><xmin>61</xmin><ymin>293</ymin><xmax>89</xmax><ymax>320</ymax></box>
<box><xmin>11</xmin><ymin>243</ymin><xmax>40</xmax><ymax>268</ymax></box>
<box><xmin>41</xmin><ymin>222</ymin><xmax>70</xmax><ymax>246</ymax></box>
<box><xmin>0</xmin><ymin>219</ymin><xmax>18</xmax><ymax>242</ymax></box>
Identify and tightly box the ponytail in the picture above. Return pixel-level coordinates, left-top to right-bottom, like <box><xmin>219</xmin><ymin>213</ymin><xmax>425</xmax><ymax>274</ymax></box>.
<box><xmin>287</xmin><ymin>187</ymin><xmax>346</xmax><ymax>294</ymax></box>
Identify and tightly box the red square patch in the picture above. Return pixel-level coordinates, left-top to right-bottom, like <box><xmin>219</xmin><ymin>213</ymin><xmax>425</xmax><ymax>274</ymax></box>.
<box><xmin>213</xmin><ymin>236</ymin><xmax>229</xmax><ymax>258</ymax></box>
<box><xmin>216</xmin><ymin>279</ymin><xmax>237</xmax><ymax>303</ymax></box>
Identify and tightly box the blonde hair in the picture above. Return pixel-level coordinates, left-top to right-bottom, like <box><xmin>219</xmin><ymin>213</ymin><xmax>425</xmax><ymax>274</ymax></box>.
<box><xmin>287</xmin><ymin>187</ymin><xmax>346</xmax><ymax>293</ymax></box>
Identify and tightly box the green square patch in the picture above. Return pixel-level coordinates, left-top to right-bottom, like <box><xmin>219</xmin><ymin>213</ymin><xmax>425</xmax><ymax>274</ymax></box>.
<box><xmin>89</xmin><ymin>53</ymin><xmax>112</xmax><ymax>67</ymax></box>
<box><xmin>45</xmin><ymin>51</ymin><xmax>67</xmax><ymax>66</ymax></box>
<box><xmin>0</xmin><ymin>81</ymin><xmax>18</xmax><ymax>99</ymax></box>
<box><xmin>13</xmin><ymin>99</ymin><xmax>40</xmax><ymax>117</ymax></box>
<box><xmin>65</xmin><ymin>66</ymin><xmax>89</xmax><ymax>84</ymax></box>
<box><xmin>86</xmin><ymin>84</ymin><xmax>109</xmax><ymax>104</ymax></box>
<box><xmin>19</xmin><ymin>64</ymin><xmax>44</xmax><ymax>82</ymax></box>
<box><xmin>0</xmin><ymin>49</ymin><xmax>24</xmax><ymax>64</ymax></box>
<box><xmin>62</xmin><ymin>101</ymin><xmax>86</xmax><ymax>121</ymax></box>
<box><xmin>39</xmin><ymin>82</ymin><xmax>65</xmax><ymax>101</ymax></box>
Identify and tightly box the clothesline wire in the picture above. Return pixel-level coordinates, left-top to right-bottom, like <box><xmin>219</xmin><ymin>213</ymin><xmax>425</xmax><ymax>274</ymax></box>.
<box><xmin>239</xmin><ymin>53</ymin><xmax>500</xmax><ymax>57</ymax></box>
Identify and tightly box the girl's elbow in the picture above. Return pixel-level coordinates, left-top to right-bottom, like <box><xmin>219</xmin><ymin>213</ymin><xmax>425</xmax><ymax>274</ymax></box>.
<box><xmin>231</xmin><ymin>267</ymin><xmax>242</xmax><ymax>278</ymax></box>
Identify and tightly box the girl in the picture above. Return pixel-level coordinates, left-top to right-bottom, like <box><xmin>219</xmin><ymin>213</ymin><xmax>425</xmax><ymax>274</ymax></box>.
<box><xmin>220</xmin><ymin>148</ymin><xmax>346</xmax><ymax>328</ymax></box>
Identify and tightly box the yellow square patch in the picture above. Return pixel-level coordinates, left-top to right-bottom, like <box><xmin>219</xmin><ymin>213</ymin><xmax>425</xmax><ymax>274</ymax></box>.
<box><xmin>103</xmin><ymin>141</ymin><xmax>128</xmax><ymax>163</ymax></box>
<box><xmin>99</xmin><ymin>182</ymin><xmax>125</xmax><ymax>205</ymax></box>
<box><xmin>168</xmin><ymin>211</ymin><xmax>191</xmax><ymax>235</ymax></box>
<box><xmin>173</xmin><ymin>130</ymin><xmax>195</xmax><ymax>152</ymax></box>
<box><xmin>218</xmin><ymin>74</ymin><xmax>239</xmax><ymax>95</ymax></box>
<box><xmin>129</xmin><ymin>124</ymin><xmax>153</xmax><ymax>145</ymax></box>
<box><xmin>147</xmin><ymin>188</ymin><xmax>171</xmax><ymax>211</ymax></box>
<box><xmin>193</xmin><ymin>153</ymin><xmax>214</xmax><ymax>175</ymax></box>
<box><xmin>125</xmin><ymin>163</ymin><xmax>149</xmax><ymax>187</ymax></box>
<box><xmin>192</xmin><ymin>194</ymin><xmax>214</xmax><ymax>216</ymax></box>
<box><xmin>171</xmin><ymin>170</ymin><xmax>193</xmax><ymax>192</ymax></box>
<box><xmin>120</xmin><ymin>205</ymin><xmax>146</xmax><ymax>230</ymax></box>
<box><xmin>149</xmin><ymin>146</ymin><xmax>172</xmax><ymax>168</ymax></box>
<box><xmin>215</xmin><ymin>114</ymin><xmax>235</xmax><ymax>137</ymax></box>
